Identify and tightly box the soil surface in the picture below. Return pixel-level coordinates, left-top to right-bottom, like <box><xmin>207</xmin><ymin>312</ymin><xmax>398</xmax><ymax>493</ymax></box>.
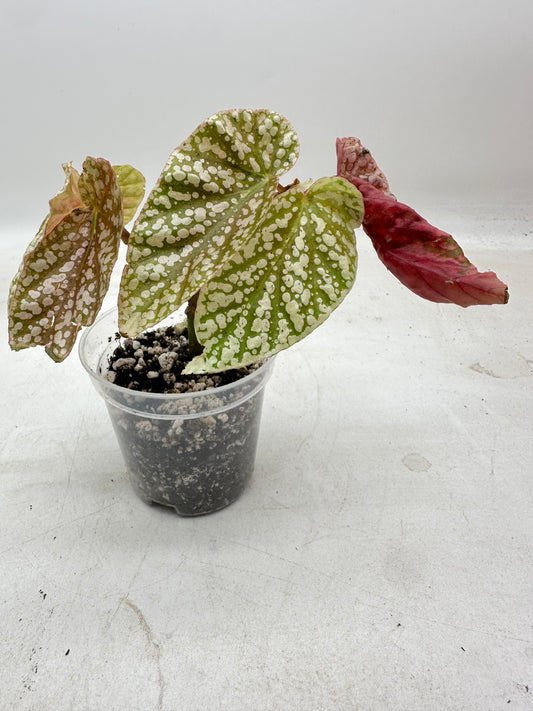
<box><xmin>105</xmin><ymin>325</ymin><xmax>258</xmax><ymax>393</ymax></box>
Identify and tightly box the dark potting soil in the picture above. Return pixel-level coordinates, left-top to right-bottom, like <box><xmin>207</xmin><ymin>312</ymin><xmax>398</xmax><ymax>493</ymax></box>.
<box><xmin>105</xmin><ymin>324</ymin><xmax>259</xmax><ymax>393</ymax></box>
<box><xmin>104</xmin><ymin>326</ymin><xmax>266</xmax><ymax>516</ymax></box>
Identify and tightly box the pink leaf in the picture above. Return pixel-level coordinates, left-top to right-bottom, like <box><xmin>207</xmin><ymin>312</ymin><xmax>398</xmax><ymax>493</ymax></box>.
<box><xmin>336</xmin><ymin>137</ymin><xmax>509</xmax><ymax>307</ymax></box>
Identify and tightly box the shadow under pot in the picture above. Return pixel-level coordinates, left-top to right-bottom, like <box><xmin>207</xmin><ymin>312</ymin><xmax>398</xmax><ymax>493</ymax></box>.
<box><xmin>79</xmin><ymin>308</ymin><xmax>274</xmax><ymax>516</ymax></box>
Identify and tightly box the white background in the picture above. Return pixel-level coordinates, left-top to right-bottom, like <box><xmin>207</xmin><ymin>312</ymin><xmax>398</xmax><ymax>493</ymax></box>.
<box><xmin>1</xmin><ymin>2</ymin><xmax>532</xmax><ymax>710</ymax></box>
<box><xmin>1</xmin><ymin>0</ymin><xmax>532</xmax><ymax>233</ymax></box>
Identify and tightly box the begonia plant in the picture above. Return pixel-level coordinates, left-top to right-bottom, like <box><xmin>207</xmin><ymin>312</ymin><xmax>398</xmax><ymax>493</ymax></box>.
<box><xmin>8</xmin><ymin>109</ymin><xmax>508</xmax><ymax>373</ymax></box>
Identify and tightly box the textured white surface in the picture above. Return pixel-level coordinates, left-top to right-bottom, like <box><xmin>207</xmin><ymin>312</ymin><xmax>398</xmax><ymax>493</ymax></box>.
<box><xmin>1</xmin><ymin>200</ymin><xmax>532</xmax><ymax>710</ymax></box>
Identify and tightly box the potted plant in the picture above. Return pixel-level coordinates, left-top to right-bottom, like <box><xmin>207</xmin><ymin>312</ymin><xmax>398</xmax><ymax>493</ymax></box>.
<box><xmin>8</xmin><ymin>109</ymin><xmax>509</xmax><ymax>516</ymax></box>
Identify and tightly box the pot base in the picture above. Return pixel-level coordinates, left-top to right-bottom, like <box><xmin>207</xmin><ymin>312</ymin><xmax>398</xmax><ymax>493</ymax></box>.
<box><xmin>135</xmin><ymin>492</ymin><xmax>245</xmax><ymax>517</ymax></box>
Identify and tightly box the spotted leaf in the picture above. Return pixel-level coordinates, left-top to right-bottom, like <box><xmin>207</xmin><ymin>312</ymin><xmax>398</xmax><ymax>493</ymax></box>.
<box><xmin>184</xmin><ymin>176</ymin><xmax>364</xmax><ymax>373</ymax></box>
<box><xmin>8</xmin><ymin>157</ymin><xmax>124</xmax><ymax>362</ymax></box>
<box><xmin>113</xmin><ymin>164</ymin><xmax>146</xmax><ymax>225</ymax></box>
<box><xmin>118</xmin><ymin>109</ymin><xmax>300</xmax><ymax>336</ymax></box>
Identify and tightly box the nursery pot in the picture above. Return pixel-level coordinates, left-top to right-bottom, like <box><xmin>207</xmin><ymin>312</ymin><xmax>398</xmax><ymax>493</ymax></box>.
<box><xmin>79</xmin><ymin>308</ymin><xmax>274</xmax><ymax>516</ymax></box>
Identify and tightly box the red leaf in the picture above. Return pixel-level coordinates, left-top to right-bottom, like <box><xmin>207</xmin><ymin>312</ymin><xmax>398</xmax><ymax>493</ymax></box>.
<box><xmin>336</xmin><ymin>137</ymin><xmax>509</xmax><ymax>307</ymax></box>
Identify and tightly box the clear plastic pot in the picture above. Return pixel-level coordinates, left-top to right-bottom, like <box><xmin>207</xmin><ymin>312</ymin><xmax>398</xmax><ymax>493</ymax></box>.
<box><xmin>79</xmin><ymin>308</ymin><xmax>274</xmax><ymax>516</ymax></box>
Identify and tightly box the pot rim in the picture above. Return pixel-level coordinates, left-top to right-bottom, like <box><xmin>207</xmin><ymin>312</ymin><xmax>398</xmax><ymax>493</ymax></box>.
<box><xmin>78</xmin><ymin>307</ymin><xmax>274</xmax><ymax>413</ymax></box>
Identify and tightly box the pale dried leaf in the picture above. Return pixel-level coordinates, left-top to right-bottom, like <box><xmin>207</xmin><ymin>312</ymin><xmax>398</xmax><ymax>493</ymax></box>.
<box><xmin>45</xmin><ymin>163</ymin><xmax>85</xmax><ymax>236</ymax></box>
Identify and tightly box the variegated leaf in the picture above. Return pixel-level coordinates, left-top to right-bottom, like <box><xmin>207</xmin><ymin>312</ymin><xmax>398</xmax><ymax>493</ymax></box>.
<box><xmin>118</xmin><ymin>109</ymin><xmax>300</xmax><ymax>335</ymax></box>
<box><xmin>184</xmin><ymin>176</ymin><xmax>364</xmax><ymax>373</ymax></box>
<box><xmin>8</xmin><ymin>157</ymin><xmax>124</xmax><ymax>362</ymax></box>
<box><xmin>113</xmin><ymin>164</ymin><xmax>146</xmax><ymax>225</ymax></box>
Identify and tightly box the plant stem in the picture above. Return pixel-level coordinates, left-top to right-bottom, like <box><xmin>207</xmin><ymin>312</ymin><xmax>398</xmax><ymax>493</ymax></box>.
<box><xmin>185</xmin><ymin>292</ymin><xmax>203</xmax><ymax>357</ymax></box>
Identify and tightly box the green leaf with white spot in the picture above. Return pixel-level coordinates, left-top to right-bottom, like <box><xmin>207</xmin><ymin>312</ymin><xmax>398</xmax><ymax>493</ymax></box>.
<box><xmin>183</xmin><ymin>176</ymin><xmax>364</xmax><ymax>373</ymax></box>
<box><xmin>113</xmin><ymin>164</ymin><xmax>146</xmax><ymax>225</ymax></box>
<box><xmin>8</xmin><ymin>157</ymin><xmax>124</xmax><ymax>362</ymax></box>
<box><xmin>118</xmin><ymin>109</ymin><xmax>300</xmax><ymax>336</ymax></box>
